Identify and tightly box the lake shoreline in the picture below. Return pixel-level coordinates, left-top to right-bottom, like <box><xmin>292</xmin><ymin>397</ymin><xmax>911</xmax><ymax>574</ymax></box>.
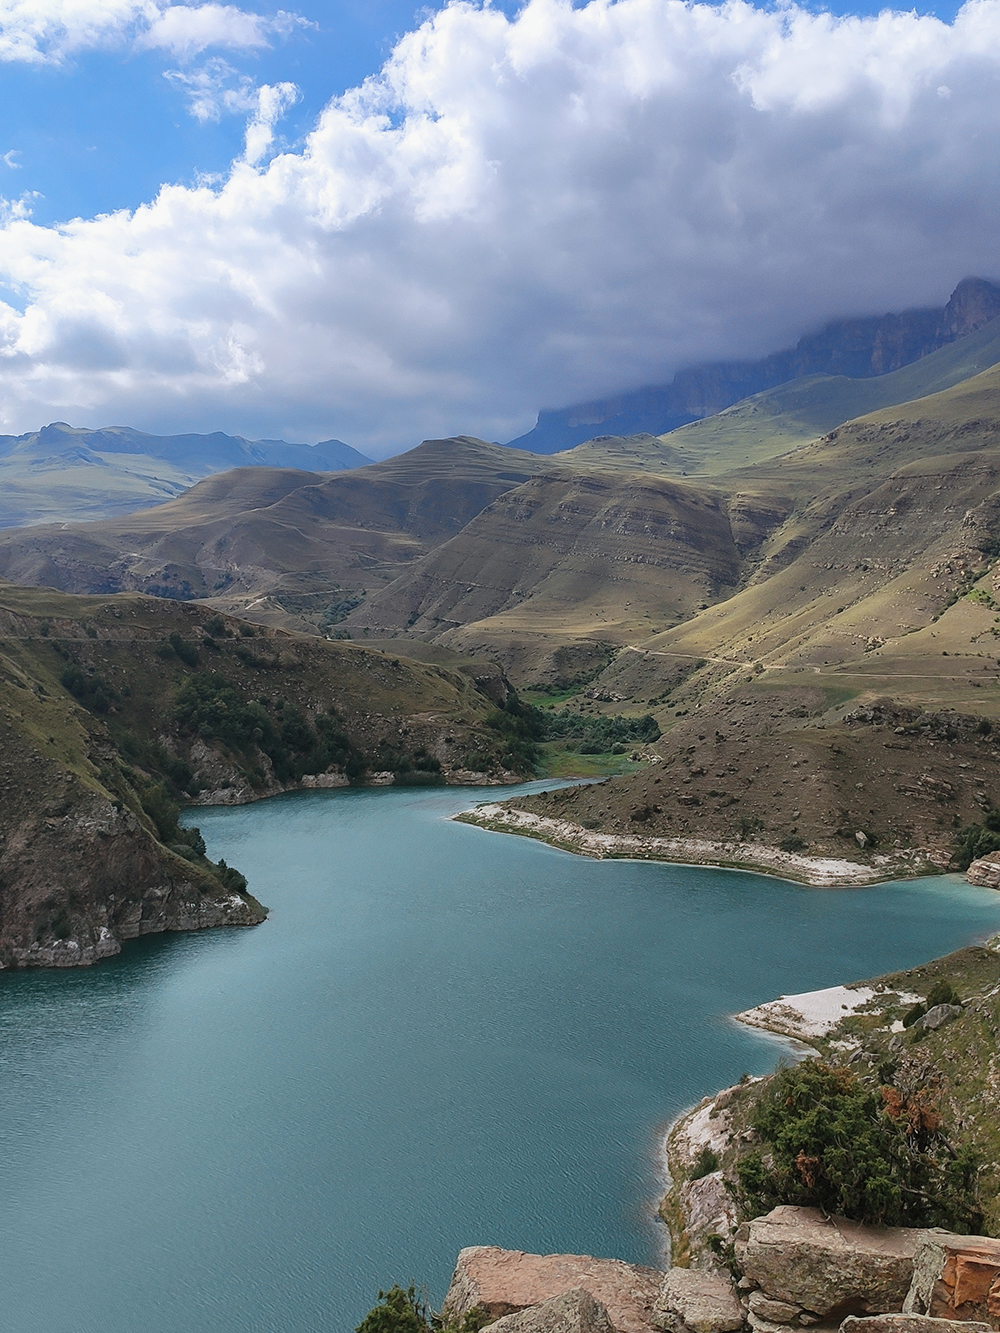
<box><xmin>456</xmin><ymin>803</ymin><xmax>950</xmax><ymax>887</ymax></box>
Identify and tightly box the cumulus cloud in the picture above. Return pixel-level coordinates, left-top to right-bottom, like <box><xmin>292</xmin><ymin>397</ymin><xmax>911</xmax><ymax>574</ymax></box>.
<box><xmin>0</xmin><ymin>0</ymin><xmax>303</xmax><ymax>64</ymax></box>
<box><xmin>164</xmin><ymin>56</ymin><xmax>260</xmax><ymax>120</ymax></box>
<box><xmin>243</xmin><ymin>80</ymin><xmax>300</xmax><ymax>163</ymax></box>
<box><xmin>2</xmin><ymin>0</ymin><xmax>1000</xmax><ymax>451</ymax></box>
<box><xmin>138</xmin><ymin>4</ymin><xmax>305</xmax><ymax>56</ymax></box>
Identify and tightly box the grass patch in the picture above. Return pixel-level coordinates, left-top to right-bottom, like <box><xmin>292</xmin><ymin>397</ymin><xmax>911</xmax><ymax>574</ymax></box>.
<box><xmin>535</xmin><ymin>742</ymin><xmax>643</xmax><ymax>778</ymax></box>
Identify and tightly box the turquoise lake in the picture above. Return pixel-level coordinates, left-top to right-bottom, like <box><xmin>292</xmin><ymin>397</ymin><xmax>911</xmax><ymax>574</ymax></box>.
<box><xmin>3</xmin><ymin>782</ymin><xmax>1000</xmax><ymax>1333</ymax></box>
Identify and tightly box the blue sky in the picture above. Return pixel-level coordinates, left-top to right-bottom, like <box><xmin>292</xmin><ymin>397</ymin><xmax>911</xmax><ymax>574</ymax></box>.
<box><xmin>0</xmin><ymin>0</ymin><xmax>995</xmax><ymax>452</ymax></box>
<box><xmin>2</xmin><ymin>1</ymin><xmax>529</xmax><ymax>226</ymax></box>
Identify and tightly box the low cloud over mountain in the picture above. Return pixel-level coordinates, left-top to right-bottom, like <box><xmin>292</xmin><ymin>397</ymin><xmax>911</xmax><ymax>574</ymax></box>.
<box><xmin>3</xmin><ymin>0</ymin><xmax>1000</xmax><ymax>452</ymax></box>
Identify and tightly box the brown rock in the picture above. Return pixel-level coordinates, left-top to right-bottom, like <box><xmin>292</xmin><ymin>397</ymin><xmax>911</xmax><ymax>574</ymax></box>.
<box><xmin>842</xmin><ymin>1316</ymin><xmax>992</xmax><ymax>1333</ymax></box>
<box><xmin>486</xmin><ymin>1289</ymin><xmax>616</xmax><ymax>1333</ymax></box>
<box><xmin>903</xmin><ymin>1232</ymin><xmax>1000</xmax><ymax>1329</ymax></box>
<box><xmin>748</xmin><ymin>1292</ymin><xmax>803</xmax><ymax>1324</ymax></box>
<box><xmin>966</xmin><ymin>852</ymin><xmax>1000</xmax><ymax>889</ymax></box>
<box><xmin>440</xmin><ymin>1247</ymin><xmax>664</xmax><ymax>1333</ymax></box>
<box><xmin>654</xmin><ymin>1268</ymin><xmax>744</xmax><ymax>1333</ymax></box>
<box><xmin>737</xmin><ymin>1207</ymin><xmax>922</xmax><ymax>1319</ymax></box>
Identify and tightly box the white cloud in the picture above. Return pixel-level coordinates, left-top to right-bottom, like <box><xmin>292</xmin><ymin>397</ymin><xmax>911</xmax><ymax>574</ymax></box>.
<box><xmin>138</xmin><ymin>4</ymin><xmax>307</xmax><ymax>57</ymax></box>
<box><xmin>243</xmin><ymin>80</ymin><xmax>300</xmax><ymax>163</ymax></box>
<box><xmin>2</xmin><ymin>0</ymin><xmax>1000</xmax><ymax>452</ymax></box>
<box><xmin>164</xmin><ymin>57</ymin><xmax>259</xmax><ymax>121</ymax></box>
<box><xmin>0</xmin><ymin>0</ymin><xmax>303</xmax><ymax>64</ymax></box>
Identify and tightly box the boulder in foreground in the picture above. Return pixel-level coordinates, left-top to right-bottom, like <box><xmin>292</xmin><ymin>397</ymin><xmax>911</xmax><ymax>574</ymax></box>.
<box><xmin>966</xmin><ymin>852</ymin><xmax>1000</xmax><ymax>888</ymax></box>
<box><xmin>485</xmin><ymin>1289</ymin><xmax>616</xmax><ymax>1333</ymax></box>
<box><xmin>903</xmin><ymin>1232</ymin><xmax>1000</xmax><ymax>1329</ymax></box>
<box><xmin>736</xmin><ymin>1207</ymin><xmax>921</xmax><ymax>1321</ymax></box>
<box><xmin>441</xmin><ymin>1247</ymin><xmax>663</xmax><ymax>1333</ymax></box>
<box><xmin>653</xmin><ymin>1267</ymin><xmax>744</xmax><ymax>1333</ymax></box>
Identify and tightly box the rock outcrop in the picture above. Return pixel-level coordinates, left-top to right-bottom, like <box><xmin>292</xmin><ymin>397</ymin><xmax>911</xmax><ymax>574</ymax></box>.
<box><xmin>508</xmin><ymin>279</ymin><xmax>1000</xmax><ymax>453</ymax></box>
<box><xmin>966</xmin><ymin>852</ymin><xmax>1000</xmax><ymax>888</ymax></box>
<box><xmin>653</xmin><ymin>1268</ymin><xmax>744</xmax><ymax>1333</ymax></box>
<box><xmin>903</xmin><ymin>1233</ymin><xmax>1000</xmax><ymax>1330</ymax></box>
<box><xmin>0</xmin><ymin>787</ymin><xmax>265</xmax><ymax>967</ymax></box>
<box><xmin>441</xmin><ymin>1248</ymin><xmax>664</xmax><ymax>1333</ymax></box>
<box><xmin>485</xmin><ymin>1289</ymin><xmax>617</xmax><ymax>1333</ymax></box>
<box><xmin>736</xmin><ymin>1208</ymin><xmax>921</xmax><ymax>1324</ymax></box>
<box><xmin>843</xmin><ymin>1317</ymin><xmax>992</xmax><ymax>1333</ymax></box>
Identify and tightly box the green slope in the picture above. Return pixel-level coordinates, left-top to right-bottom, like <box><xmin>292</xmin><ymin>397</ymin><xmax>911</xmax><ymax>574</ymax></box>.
<box><xmin>665</xmin><ymin>312</ymin><xmax>1000</xmax><ymax>472</ymax></box>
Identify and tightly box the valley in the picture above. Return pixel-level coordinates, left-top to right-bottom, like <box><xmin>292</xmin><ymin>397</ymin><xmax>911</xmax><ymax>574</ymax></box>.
<box><xmin>0</xmin><ymin>582</ymin><xmax>523</xmax><ymax>967</ymax></box>
<box><xmin>9</xmin><ymin>279</ymin><xmax>1000</xmax><ymax>965</ymax></box>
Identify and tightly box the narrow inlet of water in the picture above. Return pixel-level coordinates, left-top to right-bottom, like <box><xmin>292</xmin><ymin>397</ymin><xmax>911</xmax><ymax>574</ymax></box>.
<box><xmin>1</xmin><ymin>782</ymin><xmax>998</xmax><ymax>1333</ymax></box>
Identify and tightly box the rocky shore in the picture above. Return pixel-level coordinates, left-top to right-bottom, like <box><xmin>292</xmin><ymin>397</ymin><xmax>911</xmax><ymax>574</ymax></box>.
<box><xmin>457</xmin><ymin>803</ymin><xmax>934</xmax><ymax>886</ymax></box>
<box><xmin>429</xmin><ymin>928</ymin><xmax>1000</xmax><ymax>1333</ymax></box>
<box><xmin>437</xmin><ymin>1226</ymin><xmax>1000</xmax><ymax>1333</ymax></box>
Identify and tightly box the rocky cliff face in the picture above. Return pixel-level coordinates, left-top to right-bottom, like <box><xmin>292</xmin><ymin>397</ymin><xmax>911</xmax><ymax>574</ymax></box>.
<box><xmin>0</xmin><ymin>582</ymin><xmax>523</xmax><ymax>967</ymax></box>
<box><xmin>510</xmin><ymin>279</ymin><xmax>1000</xmax><ymax>454</ymax></box>
<box><xmin>0</xmin><ymin>789</ymin><xmax>263</xmax><ymax>968</ymax></box>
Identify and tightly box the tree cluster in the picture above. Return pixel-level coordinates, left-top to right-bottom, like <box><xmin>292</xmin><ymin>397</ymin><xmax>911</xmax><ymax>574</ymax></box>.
<box><xmin>734</xmin><ymin>1060</ymin><xmax>981</xmax><ymax>1231</ymax></box>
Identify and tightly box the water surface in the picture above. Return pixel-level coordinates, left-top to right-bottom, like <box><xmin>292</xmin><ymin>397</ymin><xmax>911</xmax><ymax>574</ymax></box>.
<box><xmin>2</xmin><ymin>782</ymin><xmax>999</xmax><ymax>1333</ymax></box>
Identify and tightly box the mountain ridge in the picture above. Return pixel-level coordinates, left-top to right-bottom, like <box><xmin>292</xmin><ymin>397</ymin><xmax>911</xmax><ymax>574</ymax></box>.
<box><xmin>0</xmin><ymin>422</ymin><xmax>373</xmax><ymax>529</ymax></box>
<box><xmin>509</xmin><ymin>277</ymin><xmax>1000</xmax><ymax>454</ymax></box>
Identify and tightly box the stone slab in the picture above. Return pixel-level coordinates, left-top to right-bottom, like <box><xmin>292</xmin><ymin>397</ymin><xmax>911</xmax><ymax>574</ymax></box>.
<box><xmin>486</xmin><ymin>1289</ymin><xmax>616</xmax><ymax>1333</ymax></box>
<box><xmin>654</xmin><ymin>1267</ymin><xmax>744</xmax><ymax>1333</ymax></box>
<box><xmin>903</xmin><ymin>1232</ymin><xmax>1000</xmax><ymax>1329</ymax></box>
<box><xmin>441</xmin><ymin>1247</ymin><xmax>665</xmax><ymax>1333</ymax></box>
<box><xmin>737</xmin><ymin>1207</ymin><xmax>922</xmax><ymax>1319</ymax></box>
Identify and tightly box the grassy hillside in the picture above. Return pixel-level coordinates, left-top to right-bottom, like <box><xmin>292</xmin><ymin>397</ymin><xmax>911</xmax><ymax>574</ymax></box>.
<box><xmin>0</xmin><ymin>438</ymin><xmax>547</xmax><ymax>634</ymax></box>
<box><xmin>454</xmin><ymin>364</ymin><xmax>1000</xmax><ymax>884</ymax></box>
<box><xmin>665</xmin><ymin>941</ymin><xmax>1000</xmax><ymax>1242</ymax></box>
<box><xmin>0</xmin><ymin>582</ymin><xmax>525</xmax><ymax>968</ymax></box>
<box><xmin>345</xmin><ymin>467</ymin><xmax>790</xmax><ymax>680</ymax></box>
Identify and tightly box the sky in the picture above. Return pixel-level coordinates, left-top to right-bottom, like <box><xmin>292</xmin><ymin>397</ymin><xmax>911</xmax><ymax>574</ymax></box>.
<box><xmin>0</xmin><ymin>0</ymin><xmax>996</xmax><ymax>455</ymax></box>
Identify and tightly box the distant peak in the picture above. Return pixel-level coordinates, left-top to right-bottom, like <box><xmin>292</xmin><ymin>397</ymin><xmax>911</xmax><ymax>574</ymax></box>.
<box><xmin>940</xmin><ymin>276</ymin><xmax>1000</xmax><ymax>340</ymax></box>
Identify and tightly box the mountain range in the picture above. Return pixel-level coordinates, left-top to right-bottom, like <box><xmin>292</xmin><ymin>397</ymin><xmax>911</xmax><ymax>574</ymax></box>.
<box><xmin>507</xmin><ymin>276</ymin><xmax>1000</xmax><ymax>453</ymax></box>
<box><xmin>0</xmin><ymin>422</ymin><xmax>371</xmax><ymax>528</ymax></box>
<box><xmin>6</xmin><ymin>285</ymin><xmax>1000</xmax><ymax>692</ymax></box>
<box><xmin>10</xmin><ymin>276</ymin><xmax>1000</xmax><ymax>955</ymax></box>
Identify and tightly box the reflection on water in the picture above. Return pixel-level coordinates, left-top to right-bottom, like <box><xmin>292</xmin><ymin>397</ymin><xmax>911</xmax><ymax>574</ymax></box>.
<box><xmin>1</xmin><ymin>782</ymin><xmax>999</xmax><ymax>1333</ymax></box>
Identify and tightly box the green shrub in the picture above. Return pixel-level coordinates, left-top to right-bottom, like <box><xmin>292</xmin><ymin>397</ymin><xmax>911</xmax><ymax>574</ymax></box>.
<box><xmin>902</xmin><ymin>1003</ymin><xmax>925</xmax><ymax>1028</ymax></box>
<box><xmin>356</xmin><ymin>1286</ymin><xmax>431</xmax><ymax>1333</ymax></box>
<box><xmin>779</xmin><ymin>835</ymin><xmax>807</xmax><ymax>853</ymax></box>
<box><xmin>321</xmin><ymin>592</ymin><xmax>366</xmax><ymax>627</ymax></box>
<box><xmin>926</xmin><ymin>979</ymin><xmax>961</xmax><ymax>1008</ymax></box>
<box><xmin>213</xmin><ymin>859</ymin><xmax>248</xmax><ymax>893</ymax></box>
<box><xmin>734</xmin><ymin>1060</ymin><xmax>981</xmax><ymax>1229</ymax></box>
<box><xmin>954</xmin><ymin>812</ymin><xmax>1000</xmax><ymax>869</ymax></box>
<box><xmin>538</xmin><ymin>708</ymin><xmax>661</xmax><ymax>749</ymax></box>
<box><xmin>173</xmin><ymin>677</ymin><xmax>364</xmax><ymax>783</ymax></box>
<box><xmin>140</xmin><ymin>783</ymin><xmax>181</xmax><ymax>841</ymax></box>
<box><xmin>168</xmin><ymin>631</ymin><xmax>200</xmax><ymax>668</ymax></box>
<box><xmin>167</xmin><ymin>842</ymin><xmax>200</xmax><ymax>863</ymax></box>
<box><xmin>60</xmin><ymin>664</ymin><xmax>114</xmax><ymax>714</ymax></box>
<box><xmin>690</xmin><ymin>1144</ymin><xmax>720</xmax><ymax>1179</ymax></box>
